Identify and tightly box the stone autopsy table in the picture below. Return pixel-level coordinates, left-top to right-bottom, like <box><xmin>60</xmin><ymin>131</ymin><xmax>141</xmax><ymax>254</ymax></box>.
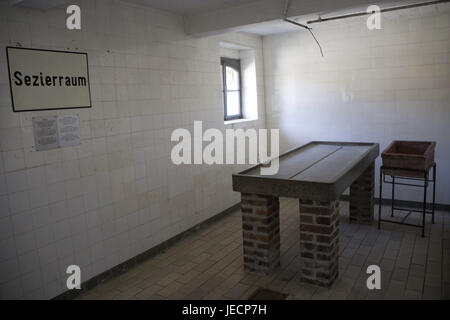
<box><xmin>232</xmin><ymin>141</ymin><xmax>380</xmax><ymax>287</ymax></box>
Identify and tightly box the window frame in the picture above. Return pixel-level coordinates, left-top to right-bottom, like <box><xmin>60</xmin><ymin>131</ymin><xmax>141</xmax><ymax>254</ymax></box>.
<box><xmin>221</xmin><ymin>57</ymin><xmax>243</xmax><ymax>121</ymax></box>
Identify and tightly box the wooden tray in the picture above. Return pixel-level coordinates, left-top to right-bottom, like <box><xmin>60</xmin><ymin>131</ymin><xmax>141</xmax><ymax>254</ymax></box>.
<box><xmin>381</xmin><ymin>141</ymin><xmax>436</xmax><ymax>178</ymax></box>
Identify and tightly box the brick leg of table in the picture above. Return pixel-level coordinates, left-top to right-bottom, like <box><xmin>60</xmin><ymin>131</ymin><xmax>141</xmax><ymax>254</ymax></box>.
<box><xmin>299</xmin><ymin>199</ymin><xmax>339</xmax><ymax>287</ymax></box>
<box><xmin>241</xmin><ymin>193</ymin><xmax>280</xmax><ymax>275</ymax></box>
<box><xmin>350</xmin><ymin>163</ymin><xmax>375</xmax><ymax>224</ymax></box>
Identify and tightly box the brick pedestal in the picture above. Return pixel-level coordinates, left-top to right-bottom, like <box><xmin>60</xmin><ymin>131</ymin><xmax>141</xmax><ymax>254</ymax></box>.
<box><xmin>299</xmin><ymin>199</ymin><xmax>339</xmax><ymax>287</ymax></box>
<box><xmin>241</xmin><ymin>193</ymin><xmax>280</xmax><ymax>275</ymax></box>
<box><xmin>350</xmin><ymin>163</ymin><xmax>375</xmax><ymax>224</ymax></box>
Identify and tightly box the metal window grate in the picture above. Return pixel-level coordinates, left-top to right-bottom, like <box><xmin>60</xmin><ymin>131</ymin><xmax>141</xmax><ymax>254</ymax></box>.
<box><xmin>248</xmin><ymin>288</ymin><xmax>287</xmax><ymax>300</ymax></box>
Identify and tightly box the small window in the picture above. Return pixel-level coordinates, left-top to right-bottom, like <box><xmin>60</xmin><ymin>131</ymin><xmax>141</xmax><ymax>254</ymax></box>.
<box><xmin>221</xmin><ymin>57</ymin><xmax>242</xmax><ymax>121</ymax></box>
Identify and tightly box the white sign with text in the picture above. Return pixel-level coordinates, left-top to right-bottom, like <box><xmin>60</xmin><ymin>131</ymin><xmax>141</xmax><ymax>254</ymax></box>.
<box><xmin>6</xmin><ymin>47</ymin><xmax>91</xmax><ymax>112</ymax></box>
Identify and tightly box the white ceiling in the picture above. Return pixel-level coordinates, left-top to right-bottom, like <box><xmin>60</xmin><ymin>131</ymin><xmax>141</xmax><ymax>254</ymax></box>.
<box><xmin>12</xmin><ymin>0</ymin><xmax>450</xmax><ymax>36</ymax></box>
<box><xmin>122</xmin><ymin>0</ymin><xmax>260</xmax><ymax>14</ymax></box>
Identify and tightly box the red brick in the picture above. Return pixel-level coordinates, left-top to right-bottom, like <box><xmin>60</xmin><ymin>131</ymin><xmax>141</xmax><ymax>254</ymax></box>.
<box><xmin>300</xmin><ymin>214</ymin><xmax>313</xmax><ymax>223</ymax></box>
<box><xmin>300</xmin><ymin>233</ymin><xmax>313</xmax><ymax>241</ymax></box>
<box><xmin>300</xmin><ymin>224</ymin><xmax>333</xmax><ymax>234</ymax></box>
<box><xmin>299</xmin><ymin>198</ymin><xmax>339</xmax><ymax>288</ymax></box>
<box><xmin>316</xmin><ymin>216</ymin><xmax>331</xmax><ymax>225</ymax></box>
<box><xmin>241</xmin><ymin>193</ymin><xmax>280</xmax><ymax>275</ymax></box>
<box><xmin>349</xmin><ymin>163</ymin><xmax>374</xmax><ymax>225</ymax></box>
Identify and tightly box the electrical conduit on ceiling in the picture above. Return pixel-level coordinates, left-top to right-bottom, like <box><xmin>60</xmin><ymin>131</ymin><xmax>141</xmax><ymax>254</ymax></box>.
<box><xmin>282</xmin><ymin>0</ymin><xmax>324</xmax><ymax>57</ymax></box>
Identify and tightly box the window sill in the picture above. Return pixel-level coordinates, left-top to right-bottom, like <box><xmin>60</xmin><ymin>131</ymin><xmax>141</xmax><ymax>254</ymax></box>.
<box><xmin>224</xmin><ymin>118</ymin><xmax>258</xmax><ymax>126</ymax></box>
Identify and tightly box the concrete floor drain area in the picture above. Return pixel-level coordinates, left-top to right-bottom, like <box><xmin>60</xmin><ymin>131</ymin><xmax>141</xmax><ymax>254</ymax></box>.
<box><xmin>248</xmin><ymin>288</ymin><xmax>287</xmax><ymax>300</ymax></box>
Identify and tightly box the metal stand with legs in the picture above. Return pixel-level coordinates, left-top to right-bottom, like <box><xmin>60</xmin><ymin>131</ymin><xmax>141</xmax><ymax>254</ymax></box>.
<box><xmin>378</xmin><ymin>163</ymin><xmax>436</xmax><ymax>237</ymax></box>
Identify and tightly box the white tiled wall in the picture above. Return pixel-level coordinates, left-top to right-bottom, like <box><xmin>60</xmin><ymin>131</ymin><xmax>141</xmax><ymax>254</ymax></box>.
<box><xmin>0</xmin><ymin>0</ymin><xmax>265</xmax><ymax>299</ymax></box>
<box><xmin>263</xmin><ymin>5</ymin><xmax>450</xmax><ymax>205</ymax></box>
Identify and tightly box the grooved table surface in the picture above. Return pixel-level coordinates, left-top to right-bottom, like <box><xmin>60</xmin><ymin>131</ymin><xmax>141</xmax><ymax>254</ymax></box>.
<box><xmin>232</xmin><ymin>141</ymin><xmax>380</xmax><ymax>201</ymax></box>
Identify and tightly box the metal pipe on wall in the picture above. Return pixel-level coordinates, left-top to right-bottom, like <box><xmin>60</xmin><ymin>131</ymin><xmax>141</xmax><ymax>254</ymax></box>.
<box><xmin>306</xmin><ymin>0</ymin><xmax>450</xmax><ymax>25</ymax></box>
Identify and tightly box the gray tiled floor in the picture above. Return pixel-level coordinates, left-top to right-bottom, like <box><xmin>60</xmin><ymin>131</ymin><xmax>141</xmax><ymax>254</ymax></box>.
<box><xmin>77</xmin><ymin>198</ymin><xmax>450</xmax><ymax>300</ymax></box>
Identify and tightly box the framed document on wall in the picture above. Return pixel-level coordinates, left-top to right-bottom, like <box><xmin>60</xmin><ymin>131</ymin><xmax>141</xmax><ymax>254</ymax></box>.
<box><xmin>6</xmin><ymin>47</ymin><xmax>92</xmax><ymax>112</ymax></box>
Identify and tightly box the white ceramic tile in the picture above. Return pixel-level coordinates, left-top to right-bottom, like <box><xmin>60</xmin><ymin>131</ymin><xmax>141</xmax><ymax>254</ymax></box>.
<box><xmin>15</xmin><ymin>231</ymin><xmax>37</xmax><ymax>256</ymax></box>
<box><xmin>0</xmin><ymin>0</ymin><xmax>268</xmax><ymax>299</ymax></box>
<box><xmin>0</xmin><ymin>237</ymin><xmax>16</xmax><ymax>262</ymax></box>
<box><xmin>53</xmin><ymin>220</ymin><xmax>71</xmax><ymax>243</ymax></box>
<box><xmin>0</xmin><ymin>258</ymin><xmax>21</xmax><ymax>284</ymax></box>
<box><xmin>0</xmin><ymin>127</ymin><xmax>23</xmax><ymax>151</ymax></box>
<box><xmin>23</xmin><ymin>148</ymin><xmax>44</xmax><ymax>169</ymax></box>
<box><xmin>35</xmin><ymin>224</ymin><xmax>55</xmax><ymax>249</ymax></box>
<box><xmin>47</xmin><ymin>182</ymin><xmax>66</xmax><ymax>204</ymax></box>
<box><xmin>70</xmin><ymin>214</ymin><xmax>87</xmax><ymax>236</ymax></box>
<box><xmin>26</xmin><ymin>167</ymin><xmax>46</xmax><ymax>190</ymax></box>
<box><xmin>65</xmin><ymin>179</ymin><xmax>83</xmax><ymax>199</ymax></box>
<box><xmin>0</xmin><ymin>173</ymin><xmax>6</xmax><ymax>194</ymax></box>
<box><xmin>18</xmin><ymin>250</ymin><xmax>40</xmax><ymax>275</ymax></box>
<box><xmin>8</xmin><ymin>191</ymin><xmax>30</xmax><ymax>214</ymax></box>
<box><xmin>0</xmin><ymin>195</ymin><xmax>9</xmax><ymax>218</ymax></box>
<box><xmin>21</xmin><ymin>269</ymin><xmax>43</xmax><ymax>295</ymax></box>
<box><xmin>28</xmin><ymin>187</ymin><xmax>49</xmax><ymax>209</ymax></box>
<box><xmin>2</xmin><ymin>150</ymin><xmax>26</xmax><ymax>172</ymax></box>
<box><xmin>263</xmin><ymin>12</ymin><xmax>449</xmax><ymax>206</ymax></box>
